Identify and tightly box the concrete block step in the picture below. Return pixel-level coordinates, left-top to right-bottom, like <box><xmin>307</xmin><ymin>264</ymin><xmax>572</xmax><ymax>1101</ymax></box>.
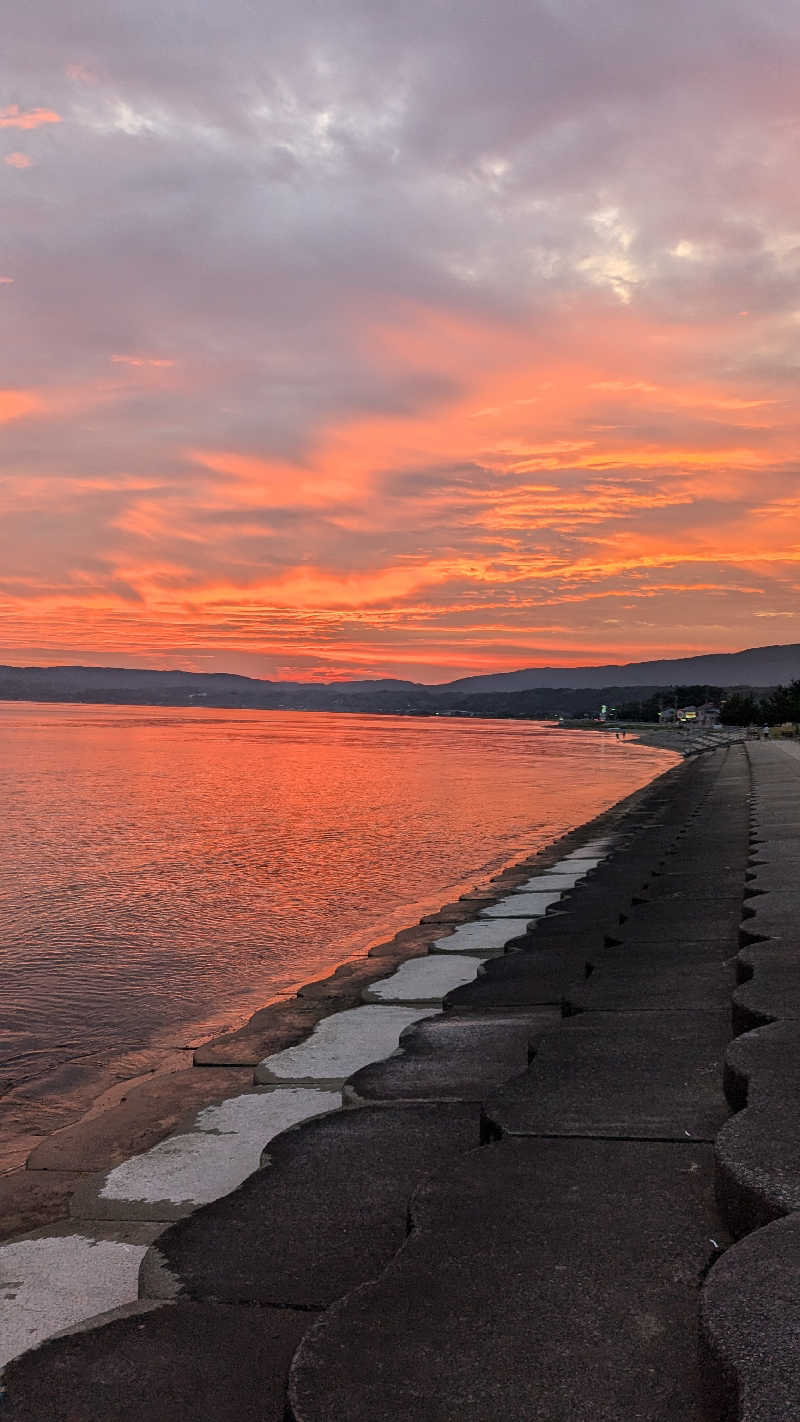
<box><xmin>700</xmin><ymin>1216</ymin><xmax>800</xmax><ymax>1421</ymax></box>
<box><xmin>564</xmin><ymin>957</ymin><xmax>735</xmax><ymax>1013</ymax></box>
<box><xmin>722</xmin><ymin>1020</ymin><xmax>800</xmax><ymax>1110</ymax></box>
<box><xmin>140</xmin><ymin>1102</ymin><xmax>479</xmax><ymax>1309</ymax></box>
<box><xmin>715</xmin><ymin>1094</ymin><xmax>800</xmax><ymax>1236</ymax></box>
<box><xmin>484</xmin><ymin>1010</ymin><xmax>731</xmax><ymax>1141</ymax></box>
<box><xmin>443</xmin><ymin>944</ymin><xmax>592</xmax><ymax>1012</ymax></box>
<box><xmin>344</xmin><ymin>1010</ymin><xmax>557</xmax><ymax>1102</ymax></box>
<box><xmin>0</xmin><ymin>1299</ymin><xmax>314</xmax><ymax>1422</ymax></box>
<box><xmin>739</xmin><ymin>892</ymin><xmax>800</xmax><ymax>946</ymax></box>
<box><xmin>288</xmin><ymin>1138</ymin><xmax>718</xmax><ymax>1421</ymax></box>
<box><xmin>732</xmin><ymin>947</ymin><xmax>800</xmax><ymax>1033</ymax></box>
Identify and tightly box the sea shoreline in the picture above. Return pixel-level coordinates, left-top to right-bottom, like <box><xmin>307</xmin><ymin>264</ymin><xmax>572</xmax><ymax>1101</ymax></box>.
<box><xmin>0</xmin><ymin>742</ymin><xmax>685</xmax><ymax>1241</ymax></box>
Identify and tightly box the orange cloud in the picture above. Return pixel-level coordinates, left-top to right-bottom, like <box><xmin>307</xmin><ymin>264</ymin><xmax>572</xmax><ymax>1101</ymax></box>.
<box><xmin>0</xmin><ymin>389</ymin><xmax>42</xmax><ymax>422</ymax></box>
<box><xmin>4</xmin><ymin>153</ymin><xmax>33</xmax><ymax>169</ymax></box>
<box><xmin>0</xmin><ymin>104</ymin><xmax>61</xmax><ymax>130</ymax></box>
<box><xmin>5</xmin><ymin>301</ymin><xmax>800</xmax><ymax>679</ymax></box>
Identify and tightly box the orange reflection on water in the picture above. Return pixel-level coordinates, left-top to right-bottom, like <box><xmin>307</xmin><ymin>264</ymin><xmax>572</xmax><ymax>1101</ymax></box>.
<box><xmin>0</xmin><ymin>703</ymin><xmax>677</xmax><ymax>1166</ymax></box>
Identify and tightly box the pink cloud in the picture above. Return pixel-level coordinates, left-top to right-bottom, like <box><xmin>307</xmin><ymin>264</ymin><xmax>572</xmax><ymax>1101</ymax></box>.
<box><xmin>65</xmin><ymin>63</ymin><xmax>98</xmax><ymax>85</ymax></box>
<box><xmin>4</xmin><ymin>153</ymin><xmax>33</xmax><ymax>169</ymax></box>
<box><xmin>111</xmin><ymin>355</ymin><xmax>176</xmax><ymax>368</ymax></box>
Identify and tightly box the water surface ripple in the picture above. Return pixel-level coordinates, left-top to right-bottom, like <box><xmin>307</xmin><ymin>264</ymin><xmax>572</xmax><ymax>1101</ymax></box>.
<box><xmin>0</xmin><ymin>704</ymin><xmax>675</xmax><ymax>1164</ymax></box>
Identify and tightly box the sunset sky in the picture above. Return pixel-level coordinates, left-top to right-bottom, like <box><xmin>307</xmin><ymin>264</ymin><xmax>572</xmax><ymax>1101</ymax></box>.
<box><xmin>4</xmin><ymin>0</ymin><xmax>800</xmax><ymax>682</ymax></box>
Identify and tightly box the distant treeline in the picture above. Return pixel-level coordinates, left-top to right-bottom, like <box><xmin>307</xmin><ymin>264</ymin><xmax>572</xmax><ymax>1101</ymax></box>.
<box><xmin>0</xmin><ymin>666</ymin><xmax>797</xmax><ymax>725</ymax></box>
<box><xmin>0</xmin><ymin>675</ymin><xmax>699</xmax><ymax>720</ymax></box>
<box><xmin>719</xmin><ymin>679</ymin><xmax>800</xmax><ymax>726</ymax></box>
<box><xmin>613</xmin><ymin>679</ymin><xmax>800</xmax><ymax>726</ymax></box>
<box><xmin>612</xmin><ymin>685</ymin><xmax>721</xmax><ymax>721</ymax></box>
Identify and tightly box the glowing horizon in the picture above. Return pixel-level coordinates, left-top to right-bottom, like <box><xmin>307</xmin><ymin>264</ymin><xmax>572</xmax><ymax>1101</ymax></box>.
<box><xmin>4</xmin><ymin>2</ymin><xmax>800</xmax><ymax>682</ymax></box>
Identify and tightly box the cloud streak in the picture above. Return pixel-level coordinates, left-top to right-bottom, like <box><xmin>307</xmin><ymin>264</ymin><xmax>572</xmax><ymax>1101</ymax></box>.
<box><xmin>0</xmin><ymin>103</ymin><xmax>61</xmax><ymax>129</ymax></box>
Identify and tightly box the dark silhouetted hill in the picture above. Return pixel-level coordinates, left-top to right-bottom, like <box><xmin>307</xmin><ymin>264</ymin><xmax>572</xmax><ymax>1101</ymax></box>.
<box><xmin>0</xmin><ymin>643</ymin><xmax>797</xmax><ymax>716</ymax></box>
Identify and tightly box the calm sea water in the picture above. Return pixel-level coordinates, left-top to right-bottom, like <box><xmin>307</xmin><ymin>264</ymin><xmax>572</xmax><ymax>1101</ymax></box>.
<box><xmin>0</xmin><ymin>704</ymin><xmax>676</xmax><ymax>1168</ymax></box>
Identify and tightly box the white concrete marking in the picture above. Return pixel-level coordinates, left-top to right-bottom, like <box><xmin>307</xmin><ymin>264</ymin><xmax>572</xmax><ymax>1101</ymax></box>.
<box><xmin>0</xmin><ymin>1234</ymin><xmax>146</xmax><ymax>1368</ymax></box>
<box><xmin>100</xmin><ymin>1089</ymin><xmax>339</xmax><ymax>1206</ymax></box>
<box><xmin>523</xmin><ymin>862</ymin><xmax>590</xmax><ymax>876</ymax></box>
<box><xmin>511</xmin><ymin>872</ymin><xmax>581</xmax><ymax>892</ymax></box>
<box><xmin>481</xmin><ymin>891</ymin><xmax>563</xmax><ymax>918</ymax></box>
<box><xmin>254</xmin><ymin>1005</ymin><xmax>437</xmax><ymax>1085</ymax></box>
<box><xmin>363</xmin><ymin>954</ymin><xmax>486</xmax><ymax>1005</ymax></box>
<box><xmin>561</xmin><ymin>840</ymin><xmax>613</xmax><ymax>861</ymax></box>
<box><xmin>504</xmin><ymin>887</ymin><xmax>564</xmax><ymax>908</ymax></box>
<box><xmin>432</xmin><ymin>919</ymin><xmax>523</xmax><ymax>955</ymax></box>
<box><xmin>557</xmin><ymin>853</ymin><xmax>605</xmax><ymax>870</ymax></box>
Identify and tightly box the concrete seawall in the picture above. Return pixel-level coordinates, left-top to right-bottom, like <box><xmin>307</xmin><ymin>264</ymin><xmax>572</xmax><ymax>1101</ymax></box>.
<box><xmin>2</xmin><ymin>738</ymin><xmax>799</xmax><ymax>1418</ymax></box>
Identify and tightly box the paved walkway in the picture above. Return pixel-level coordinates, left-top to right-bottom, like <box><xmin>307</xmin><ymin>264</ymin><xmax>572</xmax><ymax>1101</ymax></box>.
<box><xmin>2</xmin><ymin>741</ymin><xmax>799</xmax><ymax>1418</ymax></box>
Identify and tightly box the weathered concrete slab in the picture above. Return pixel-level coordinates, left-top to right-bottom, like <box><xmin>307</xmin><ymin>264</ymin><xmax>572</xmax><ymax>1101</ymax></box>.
<box><xmin>643</xmin><ymin>873</ymin><xmax>744</xmax><ymax>900</ymax></box>
<box><xmin>527</xmin><ymin>897</ymin><xmax>627</xmax><ymax>940</ymax></box>
<box><xmin>739</xmin><ymin>892</ymin><xmax>800</xmax><ymax>945</ymax></box>
<box><xmin>750</xmin><ymin>819</ymin><xmax>800</xmax><ymax>839</ymax></box>
<box><xmin>366</xmin><ymin>921</ymin><xmax>443</xmax><ymax>959</ymax></box>
<box><xmin>295</xmin><ymin>951</ymin><xmax>426</xmax><ymax>1002</ymax></box>
<box><xmin>746</xmin><ymin>862</ymin><xmax>800</xmax><ymax>892</ymax></box>
<box><xmin>700</xmin><ymin>1215</ymin><xmax>800</xmax><ymax>1422</ymax></box>
<box><xmin>485</xmin><ymin>1011</ymin><xmax>730</xmax><ymax>1141</ymax></box>
<box><xmin>573</xmin><ymin>847</ymin><xmax>652</xmax><ymax>888</ymax></box>
<box><xmin>26</xmin><ymin>1067</ymin><xmax>253</xmax><ymax>1172</ymax></box>
<box><xmin>515</xmin><ymin>906</ymin><xmax>618</xmax><ymax>944</ymax></box>
<box><xmin>563</xmin><ymin>858</ymin><xmax>655</xmax><ymax>893</ymax></box>
<box><xmin>71</xmin><ymin>1088</ymin><xmax>340</xmax><ymax>1222</ymax></box>
<box><xmin>622</xmin><ymin>899</ymin><xmax>743</xmax><ymax>937</ymax></box>
<box><xmin>611</xmin><ymin>906</ymin><xmax>741</xmax><ymax>944</ymax></box>
<box><xmin>444</xmin><ymin>944</ymin><xmax>591</xmax><ymax>1011</ymax></box>
<box><xmin>141</xmin><ymin>1102</ymin><xmax>479</xmax><ymax>1309</ymax></box>
<box><xmin>723</xmin><ymin>1019</ymin><xmax>800</xmax><ymax>1110</ymax></box>
<box><xmin>419</xmin><ymin>897</ymin><xmax>496</xmax><ymax>924</ymax></box>
<box><xmin>193</xmin><ymin>1000</ymin><xmax>332</xmax><ymax>1067</ymax></box>
<box><xmin>612</xmin><ymin>931</ymin><xmax>735</xmax><ymax>964</ymax></box>
<box><xmin>513</xmin><ymin>870</ymin><xmax>585</xmax><ymax>891</ymax></box>
<box><xmin>0</xmin><ymin>1224</ymin><xmax>160</xmax><ymax>1368</ymax></box>
<box><xmin>289</xmin><ymin>1138</ymin><xmax>716</xmax><ymax>1422</ymax></box>
<box><xmin>479</xmin><ymin>890</ymin><xmax>564</xmax><ymax>917</ymax></box>
<box><xmin>715</xmin><ymin>1103</ymin><xmax>800</xmax><ymax>1236</ymax></box>
<box><xmin>345</xmin><ymin>1011</ymin><xmax>558</xmax><ymax>1102</ymax></box>
<box><xmin>431</xmin><ymin>918</ymin><xmax>525</xmax><ymax>956</ymax></box>
<box><xmin>565</xmin><ymin>958</ymin><xmax>734</xmax><ymax>1013</ymax></box>
<box><xmin>362</xmin><ymin>954</ymin><xmax>485</xmax><ymax>1005</ymax></box>
<box><xmin>732</xmin><ymin>949</ymin><xmax>800</xmax><ymax>1033</ymax></box>
<box><xmin>747</xmin><ymin>840</ymin><xmax>800</xmax><ymax>868</ymax></box>
<box><xmin>562</xmin><ymin>838</ymin><xmax>614</xmax><ymax>857</ymax></box>
<box><xmin>650</xmin><ymin>849</ymin><xmax>745</xmax><ymax>872</ymax></box>
<box><xmin>254</xmin><ymin>1004</ymin><xmax>438</xmax><ymax>1085</ymax></box>
<box><xmin>0</xmin><ymin>1300</ymin><xmax>315</xmax><ymax>1422</ymax></box>
<box><xmin>0</xmin><ymin>1170</ymin><xmax>84</xmax><ymax>1244</ymax></box>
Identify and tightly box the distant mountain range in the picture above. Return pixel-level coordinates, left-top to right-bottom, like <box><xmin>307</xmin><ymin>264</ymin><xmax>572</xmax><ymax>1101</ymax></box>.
<box><xmin>0</xmin><ymin>643</ymin><xmax>798</xmax><ymax>717</ymax></box>
<box><xmin>443</xmin><ymin>643</ymin><xmax>800</xmax><ymax>693</ymax></box>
